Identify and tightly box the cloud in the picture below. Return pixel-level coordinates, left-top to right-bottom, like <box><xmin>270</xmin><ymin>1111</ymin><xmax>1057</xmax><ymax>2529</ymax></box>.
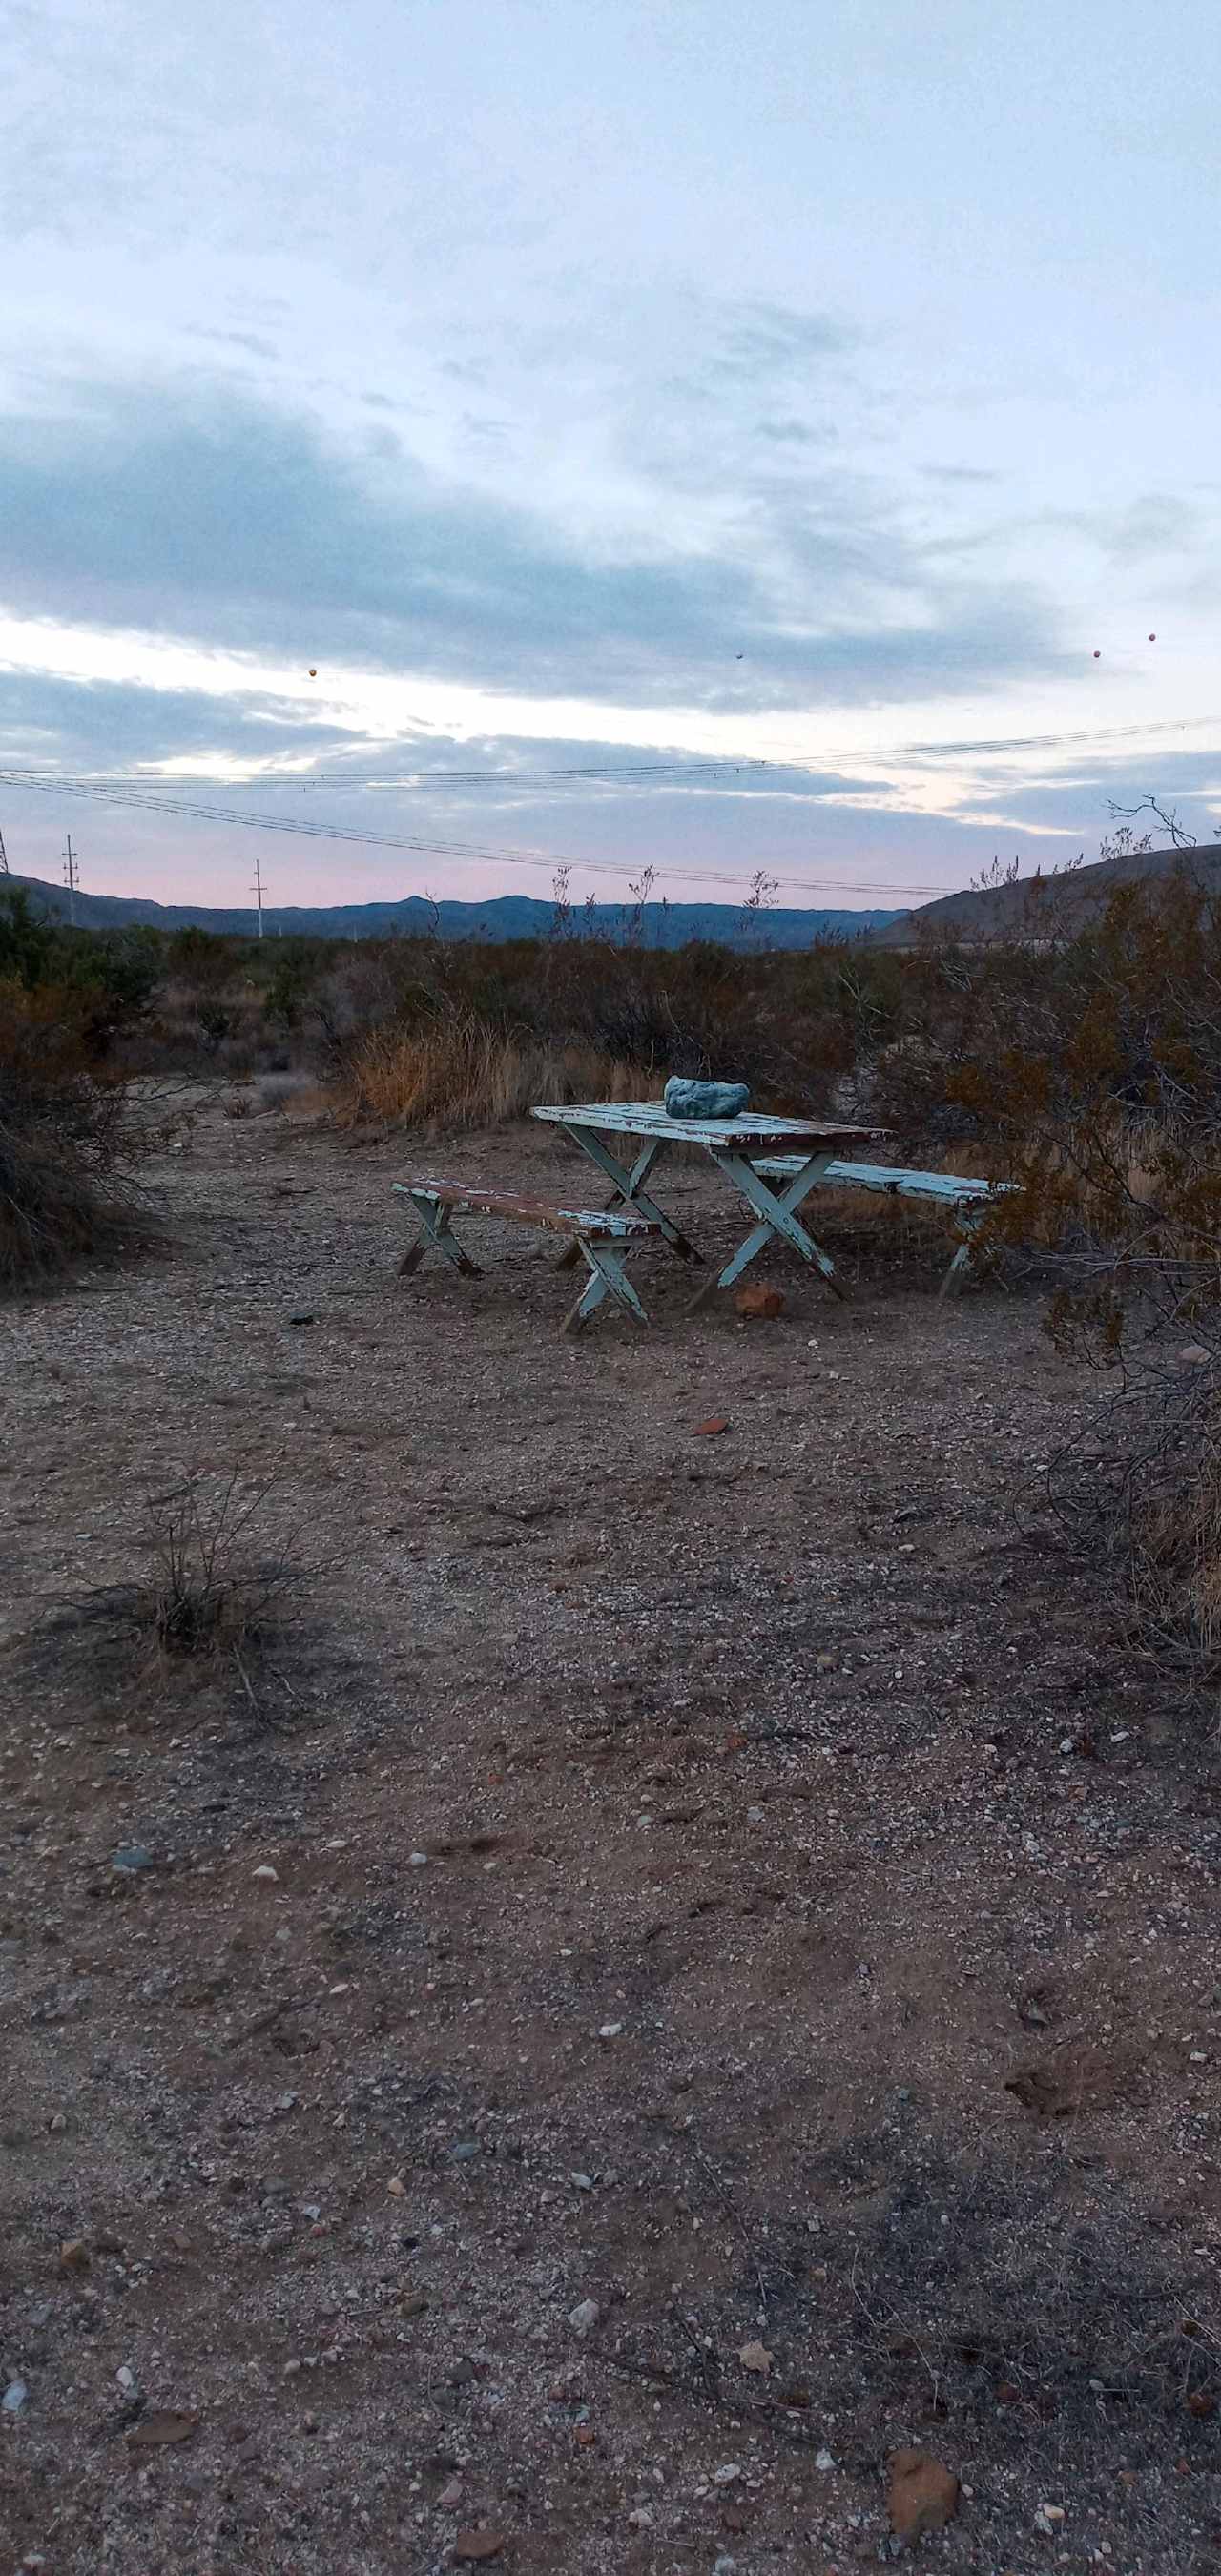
<box><xmin>0</xmin><ymin>370</ymin><xmax>1068</xmax><ymax>711</ymax></box>
<box><xmin>185</xmin><ymin>327</ymin><xmax>281</xmax><ymax>362</ymax></box>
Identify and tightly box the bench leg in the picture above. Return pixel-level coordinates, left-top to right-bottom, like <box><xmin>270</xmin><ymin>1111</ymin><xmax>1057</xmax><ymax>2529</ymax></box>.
<box><xmin>399</xmin><ymin>1195</ymin><xmax>483</xmax><ymax>1281</ymax></box>
<box><xmin>563</xmin><ymin>1243</ymin><xmax>651</xmax><ymax>1334</ymax></box>
<box><xmin>939</xmin><ymin>1212</ymin><xmax>1002</xmax><ymax>1300</ymax></box>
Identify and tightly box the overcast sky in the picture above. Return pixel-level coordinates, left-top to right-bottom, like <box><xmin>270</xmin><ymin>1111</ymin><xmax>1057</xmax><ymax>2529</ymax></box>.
<box><xmin>2</xmin><ymin>0</ymin><xmax>1218</xmax><ymax>917</ymax></box>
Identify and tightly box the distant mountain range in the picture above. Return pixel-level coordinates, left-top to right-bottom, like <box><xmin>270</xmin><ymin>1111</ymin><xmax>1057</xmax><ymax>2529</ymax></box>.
<box><xmin>868</xmin><ymin>842</ymin><xmax>1221</xmax><ymax>946</ymax></box>
<box><xmin>6</xmin><ymin>874</ymin><xmax>902</xmax><ymax>949</ymax></box>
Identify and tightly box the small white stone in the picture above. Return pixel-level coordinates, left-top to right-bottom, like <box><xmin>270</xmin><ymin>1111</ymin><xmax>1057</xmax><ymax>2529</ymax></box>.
<box><xmin>569</xmin><ymin>2298</ymin><xmax>600</xmax><ymax>2336</ymax></box>
<box><xmin>598</xmin><ymin>2022</ymin><xmax>623</xmax><ymax>2041</ymax></box>
<box><xmin>712</xmin><ymin>2462</ymin><xmax>743</xmax><ymax>2484</ymax></box>
<box><xmin>116</xmin><ymin>2365</ymin><xmax>136</xmax><ymax>2392</ymax></box>
<box><xmin>815</xmin><ymin>2446</ymin><xmax>837</xmax><ymax>2471</ymax></box>
<box><xmin>408</xmin><ymin>1852</ymin><xmax>429</xmax><ymax>1867</ymax></box>
<box><xmin>252</xmin><ymin>1865</ymin><xmax>279</xmax><ymax>1882</ymax></box>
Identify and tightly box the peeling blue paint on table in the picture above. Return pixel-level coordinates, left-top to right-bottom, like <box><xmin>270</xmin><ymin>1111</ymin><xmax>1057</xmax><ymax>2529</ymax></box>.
<box><xmin>532</xmin><ymin>1101</ymin><xmax>884</xmax><ymax>1308</ymax></box>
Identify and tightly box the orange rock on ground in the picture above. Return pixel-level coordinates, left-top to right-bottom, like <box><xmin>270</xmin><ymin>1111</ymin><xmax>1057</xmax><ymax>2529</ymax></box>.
<box><xmin>887</xmin><ymin>2448</ymin><xmax>961</xmax><ymax>2540</ymax></box>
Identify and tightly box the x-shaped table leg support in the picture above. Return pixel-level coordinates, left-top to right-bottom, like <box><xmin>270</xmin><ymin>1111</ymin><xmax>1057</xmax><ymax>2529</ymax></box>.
<box><xmin>687</xmin><ymin>1149</ymin><xmax>847</xmax><ymax>1311</ymax></box>
<box><xmin>551</xmin><ymin>1127</ymin><xmax>702</xmax><ymax>1271</ymax></box>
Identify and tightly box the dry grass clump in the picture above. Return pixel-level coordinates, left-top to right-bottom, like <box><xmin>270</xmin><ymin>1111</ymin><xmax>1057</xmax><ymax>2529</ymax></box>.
<box><xmin>337</xmin><ymin>1011</ymin><xmax>660</xmax><ymax>1131</ymax></box>
<box><xmin>38</xmin><ymin>1473</ymin><xmax>305</xmax><ymax>1725</ymax></box>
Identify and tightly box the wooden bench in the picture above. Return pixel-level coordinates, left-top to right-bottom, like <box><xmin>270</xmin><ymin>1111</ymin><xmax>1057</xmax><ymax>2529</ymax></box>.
<box><xmin>754</xmin><ymin>1160</ymin><xmax>1017</xmax><ymax>1297</ymax></box>
<box><xmin>393</xmin><ymin>1182</ymin><xmax>661</xmax><ymax>1333</ymax></box>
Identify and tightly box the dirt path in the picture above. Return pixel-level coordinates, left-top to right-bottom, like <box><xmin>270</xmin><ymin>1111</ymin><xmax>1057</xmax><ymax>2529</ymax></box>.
<box><xmin>2</xmin><ymin>1098</ymin><xmax>1219</xmax><ymax>2574</ymax></box>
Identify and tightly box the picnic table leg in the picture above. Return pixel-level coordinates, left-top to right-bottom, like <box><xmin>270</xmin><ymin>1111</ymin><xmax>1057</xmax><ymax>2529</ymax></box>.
<box><xmin>549</xmin><ymin>1127</ymin><xmax>702</xmax><ymax>1268</ymax></box>
<box><xmin>563</xmin><ymin>1243</ymin><xmax>651</xmax><ymax>1334</ymax></box>
<box><xmin>939</xmin><ymin>1212</ymin><xmax>990</xmax><ymax>1299</ymax></box>
<box><xmin>687</xmin><ymin>1150</ymin><xmax>847</xmax><ymax>1311</ymax></box>
<box><xmin>398</xmin><ymin>1193</ymin><xmax>483</xmax><ymax>1280</ymax></box>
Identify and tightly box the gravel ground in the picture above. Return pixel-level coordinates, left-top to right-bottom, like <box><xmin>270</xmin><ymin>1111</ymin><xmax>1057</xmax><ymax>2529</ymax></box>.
<box><xmin>2</xmin><ymin>1093</ymin><xmax>1220</xmax><ymax>2576</ymax></box>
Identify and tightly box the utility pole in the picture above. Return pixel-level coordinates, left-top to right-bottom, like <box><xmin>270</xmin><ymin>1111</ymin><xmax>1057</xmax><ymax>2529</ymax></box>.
<box><xmin>0</xmin><ymin>823</ymin><xmax>9</xmax><ymax>874</ymax></box>
<box><xmin>63</xmin><ymin>835</ymin><xmax>79</xmax><ymax>923</ymax></box>
<box><xmin>252</xmin><ymin>853</ymin><xmax>265</xmax><ymax>938</ymax></box>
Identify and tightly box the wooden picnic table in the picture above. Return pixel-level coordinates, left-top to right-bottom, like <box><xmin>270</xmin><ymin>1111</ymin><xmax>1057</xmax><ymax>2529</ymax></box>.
<box><xmin>532</xmin><ymin>1100</ymin><xmax>884</xmax><ymax>1306</ymax></box>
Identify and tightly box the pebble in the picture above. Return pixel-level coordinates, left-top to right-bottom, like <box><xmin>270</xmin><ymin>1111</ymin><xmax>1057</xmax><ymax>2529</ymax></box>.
<box><xmin>438</xmin><ymin>2477</ymin><xmax>463</xmax><ymax>2508</ymax></box>
<box><xmin>569</xmin><ymin>2299</ymin><xmax>600</xmax><ymax>2337</ymax></box>
<box><xmin>252</xmin><ymin>1865</ymin><xmax>279</xmax><ymax>1883</ymax></box>
<box><xmin>815</xmin><ymin>2447</ymin><xmax>837</xmax><ymax>2471</ymax></box>
<box><xmin>627</xmin><ymin>2507</ymin><xmax>654</xmax><ymax>2529</ymax></box>
<box><xmin>387</xmin><ymin>2177</ymin><xmax>406</xmax><ymax>2197</ymax></box>
<box><xmin>59</xmin><ymin>2239</ymin><xmax>91</xmax><ymax>2272</ymax></box>
<box><xmin>116</xmin><ymin>2365</ymin><xmax>136</xmax><ymax>2392</ymax></box>
<box><xmin>569</xmin><ymin>2173</ymin><xmax>594</xmax><ymax>2192</ymax></box>
<box><xmin>112</xmin><ymin>1845</ymin><xmax>153</xmax><ymax>1874</ymax></box>
<box><xmin>408</xmin><ymin>1852</ymin><xmax>429</xmax><ymax>1867</ymax></box>
<box><xmin>450</xmin><ymin>2141</ymin><xmax>481</xmax><ymax>2162</ymax></box>
<box><xmin>2</xmin><ymin>2379</ymin><xmax>29</xmax><ymax>2415</ymax></box>
<box><xmin>713</xmin><ymin>2463</ymin><xmax>743</xmax><ymax>2484</ymax></box>
<box><xmin>598</xmin><ymin>2022</ymin><xmax>623</xmax><ymax>2041</ymax></box>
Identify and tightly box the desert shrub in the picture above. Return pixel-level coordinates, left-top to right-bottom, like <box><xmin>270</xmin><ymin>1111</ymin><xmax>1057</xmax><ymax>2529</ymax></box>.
<box><xmin>315</xmin><ymin>927</ymin><xmax>899</xmax><ymax>1122</ymax></box>
<box><xmin>0</xmin><ymin>890</ymin><xmax>160</xmax><ymax>1052</ymax></box>
<box><xmin>337</xmin><ymin>1007</ymin><xmax>660</xmax><ymax>1130</ymax></box>
<box><xmin>884</xmin><ymin>860</ymin><xmax>1221</xmax><ymax>1662</ymax></box>
<box><xmin>0</xmin><ymin>983</ymin><xmax>158</xmax><ymax>1288</ymax></box>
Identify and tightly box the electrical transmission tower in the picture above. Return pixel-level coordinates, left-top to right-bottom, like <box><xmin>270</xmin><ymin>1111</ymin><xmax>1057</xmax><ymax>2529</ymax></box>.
<box><xmin>252</xmin><ymin>853</ymin><xmax>266</xmax><ymax>938</ymax></box>
<box><xmin>63</xmin><ymin>835</ymin><xmax>79</xmax><ymax>923</ymax></box>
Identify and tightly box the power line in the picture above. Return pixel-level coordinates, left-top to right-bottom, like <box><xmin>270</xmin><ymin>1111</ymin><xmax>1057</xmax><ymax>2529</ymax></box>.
<box><xmin>31</xmin><ymin>755</ymin><xmax>760</xmax><ymax>793</ymax></box>
<box><xmin>0</xmin><ymin>769</ymin><xmax>954</xmax><ymax>897</ymax></box>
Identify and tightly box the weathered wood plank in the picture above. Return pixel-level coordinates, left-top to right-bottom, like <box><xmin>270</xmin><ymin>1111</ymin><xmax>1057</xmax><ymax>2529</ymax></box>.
<box><xmin>531</xmin><ymin>1103</ymin><xmax>881</xmax><ymax>1151</ymax></box>
<box><xmin>755</xmin><ymin>1157</ymin><xmax>1016</xmax><ymax>1205</ymax></box>
<box><xmin>392</xmin><ymin>1182</ymin><xmax>659</xmax><ymax>1240</ymax></box>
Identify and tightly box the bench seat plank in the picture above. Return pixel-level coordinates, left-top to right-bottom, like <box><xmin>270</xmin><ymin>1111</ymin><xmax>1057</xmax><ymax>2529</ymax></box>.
<box><xmin>755</xmin><ymin>1158</ymin><xmax>1015</xmax><ymax>1204</ymax></box>
<box><xmin>393</xmin><ymin>1182</ymin><xmax>658</xmax><ymax>1240</ymax></box>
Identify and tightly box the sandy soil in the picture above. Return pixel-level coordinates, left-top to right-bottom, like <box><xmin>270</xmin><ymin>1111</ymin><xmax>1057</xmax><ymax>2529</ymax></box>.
<box><xmin>2</xmin><ymin>1093</ymin><xmax>1220</xmax><ymax>2576</ymax></box>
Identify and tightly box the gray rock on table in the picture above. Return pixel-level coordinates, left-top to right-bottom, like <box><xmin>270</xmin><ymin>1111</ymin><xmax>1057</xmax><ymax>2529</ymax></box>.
<box><xmin>663</xmin><ymin>1078</ymin><xmax>750</xmax><ymax>1121</ymax></box>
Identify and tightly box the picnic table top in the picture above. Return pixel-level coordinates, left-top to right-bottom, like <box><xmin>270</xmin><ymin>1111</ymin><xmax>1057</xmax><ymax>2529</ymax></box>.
<box><xmin>532</xmin><ymin>1101</ymin><xmax>882</xmax><ymax>1150</ymax></box>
